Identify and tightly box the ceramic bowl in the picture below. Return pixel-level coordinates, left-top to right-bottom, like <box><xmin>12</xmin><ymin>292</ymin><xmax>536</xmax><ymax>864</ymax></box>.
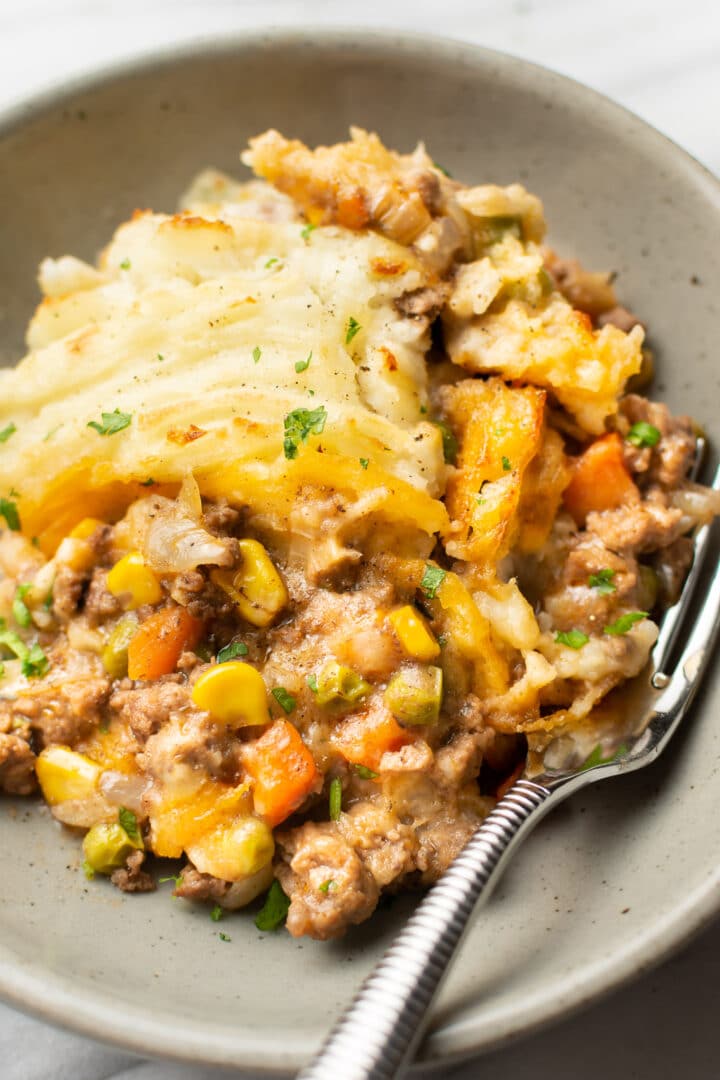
<box><xmin>1</xmin><ymin>29</ymin><xmax>719</xmax><ymax>1075</ymax></box>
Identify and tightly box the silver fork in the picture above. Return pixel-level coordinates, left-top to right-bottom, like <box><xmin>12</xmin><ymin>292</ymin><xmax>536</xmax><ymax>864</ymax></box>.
<box><xmin>298</xmin><ymin>459</ymin><xmax>720</xmax><ymax>1080</ymax></box>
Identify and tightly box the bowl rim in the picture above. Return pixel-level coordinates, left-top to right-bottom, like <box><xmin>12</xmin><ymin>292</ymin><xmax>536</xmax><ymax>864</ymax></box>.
<box><xmin>1</xmin><ymin>25</ymin><xmax>720</xmax><ymax>1075</ymax></box>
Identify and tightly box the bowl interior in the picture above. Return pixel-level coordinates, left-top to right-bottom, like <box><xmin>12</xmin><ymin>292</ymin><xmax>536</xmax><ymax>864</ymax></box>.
<box><xmin>1</xmin><ymin>31</ymin><xmax>720</xmax><ymax>1073</ymax></box>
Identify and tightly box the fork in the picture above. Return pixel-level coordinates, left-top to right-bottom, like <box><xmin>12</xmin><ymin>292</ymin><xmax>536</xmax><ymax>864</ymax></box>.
<box><xmin>298</xmin><ymin>459</ymin><xmax>720</xmax><ymax>1080</ymax></box>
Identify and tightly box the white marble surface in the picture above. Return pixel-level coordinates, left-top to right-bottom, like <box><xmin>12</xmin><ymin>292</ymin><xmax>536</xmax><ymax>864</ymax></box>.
<box><xmin>0</xmin><ymin>1</ymin><xmax>719</xmax><ymax>1078</ymax></box>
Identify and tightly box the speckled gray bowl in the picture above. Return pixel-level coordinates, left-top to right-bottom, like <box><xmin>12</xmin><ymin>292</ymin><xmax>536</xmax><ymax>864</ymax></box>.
<box><xmin>1</xmin><ymin>30</ymin><xmax>719</xmax><ymax>1076</ymax></box>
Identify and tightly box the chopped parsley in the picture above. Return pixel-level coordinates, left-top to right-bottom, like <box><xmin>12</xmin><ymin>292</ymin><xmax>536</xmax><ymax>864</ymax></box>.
<box><xmin>12</xmin><ymin>585</ymin><xmax>32</xmax><ymax>629</ymax></box>
<box><xmin>420</xmin><ymin>404</ymin><xmax>428</xmax><ymax>415</ymax></box>
<box><xmin>283</xmin><ymin>406</ymin><xmax>327</xmax><ymax>460</ymax></box>
<box><xmin>255</xmin><ymin>879</ymin><xmax>291</xmax><ymax>932</ymax></box>
<box><xmin>43</xmin><ymin>425</ymin><xmax>62</xmax><ymax>442</ymax></box>
<box><xmin>434</xmin><ymin>420</ymin><xmax>458</xmax><ymax>465</ymax></box>
<box><xmin>329</xmin><ymin>777</ymin><xmax>343</xmax><ymax>821</ymax></box>
<box><xmin>119</xmin><ymin>258</ymin><xmax>131</xmax><ymax>270</ymax></box>
<box><xmin>159</xmin><ymin>874</ymin><xmax>183</xmax><ymax>888</ymax></box>
<box><xmin>626</xmin><ymin>421</ymin><xmax>661</xmax><ymax>448</ymax></box>
<box><xmin>307</xmin><ymin>674</ymin><xmax>318</xmax><ymax>693</ymax></box>
<box><xmin>252</xmin><ymin>346</ymin><xmax>262</xmax><ymax>364</ymax></box>
<box><xmin>295</xmin><ymin>351</ymin><xmax>312</xmax><ymax>373</ymax></box>
<box><xmin>22</xmin><ymin>644</ymin><xmax>49</xmax><ymax>679</ymax></box>
<box><xmin>87</xmin><ymin>408</ymin><xmax>132</xmax><ymax>436</ymax></box>
<box><xmin>271</xmin><ymin>687</ymin><xmax>296</xmax><ymax>714</ymax></box>
<box><xmin>217</xmin><ymin>641</ymin><xmax>248</xmax><ymax>663</ymax></box>
<box><xmin>0</xmin><ymin>423</ymin><xmax>16</xmax><ymax>443</ymax></box>
<box><xmin>604</xmin><ymin>611</ymin><xmax>648</xmax><ymax>636</ymax></box>
<box><xmin>588</xmin><ymin>568</ymin><xmax>617</xmax><ymax>595</ymax></box>
<box><xmin>318</xmin><ymin>879</ymin><xmax>336</xmax><ymax>894</ymax></box>
<box><xmin>420</xmin><ymin>564</ymin><xmax>446</xmax><ymax>600</ymax></box>
<box><xmin>140</xmin><ymin>477</ymin><xmax>156</xmax><ymax>487</ymax></box>
<box><xmin>359</xmin><ymin>457</ymin><xmax>369</xmax><ymax>470</ymax></box>
<box><xmin>300</xmin><ymin>222</ymin><xmax>317</xmax><ymax>241</ymax></box>
<box><xmin>0</xmin><ymin>498</ymin><xmax>20</xmax><ymax>531</ymax></box>
<box><xmin>555</xmin><ymin>629</ymin><xmax>589</xmax><ymax>649</ymax></box>
<box><xmin>264</xmin><ymin>257</ymin><xmax>280</xmax><ymax>269</ymax></box>
<box><xmin>210</xmin><ymin>904</ymin><xmax>223</xmax><ymax>922</ymax></box>
<box><xmin>345</xmin><ymin>317</ymin><xmax>362</xmax><ymax>345</ymax></box>
<box><xmin>82</xmin><ymin>859</ymin><xmax>96</xmax><ymax>881</ymax></box>
<box><xmin>118</xmin><ymin>807</ymin><xmax>142</xmax><ymax>845</ymax></box>
<box><xmin>434</xmin><ymin>161</ymin><xmax>452</xmax><ymax>177</ymax></box>
<box><xmin>354</xmin><ymin>764</ymin><xmax>379</xmax><ymax>780</ymax></box>
<box><xmin>156</xmin><ymin>353</ymin><xmax>165</xmax><ymax>362</ymax></box>
<box><xmin>218</xmin><ymin>932</ymin><xmax>231</xmax><ymax>942</ymax></box>
<box><xmin>501</xmin><ymin>455</ymin><xmax>512</xmax><ymax>472</ymax></box>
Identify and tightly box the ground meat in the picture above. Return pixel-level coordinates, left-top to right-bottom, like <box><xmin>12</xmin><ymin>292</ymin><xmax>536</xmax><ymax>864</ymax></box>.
<box><xmin>597</xmin><ymin>305</ymin><xmax>643</xmax><ymax>333</ymax></box>
<box><xmin>168</xmin><ymin>571</ymin><xmax>234</xmax><ymax>621</ymax></box>
<box><xmin>140</xmin><ymin>707</ymin><xmax>241</xmax><ymax>787</ymax></box>
<box><xmin>87</xmin><ymin>523</ymin><xmax>116</xmax><ymax>563</ymax></box>
<box><xmin>0</xmin><ymin>731</ymin><xmax>37</xmax><ymax>794</ymax></box>
<box><xmin>203</xmin><ymin>501</ymin><xmax>242</xmax><ymax>536</ymax></box>
<box><xmin>174</xmin><ymin>866</ymin><xmax>231</xmax><ymax>903</ymax></box>
<box><xmin>395</xmin><ymin>283</ymin><xmax>449</xmax><ymax>319</ymax></box>
<box><xmin>109</xmin><ymin>679</ymin><xmax>193</xmax><ymax>742</ymax></box>
<box><xmin>618</xmin><ymin>395</ymin><xmax>696</xmax><ymax>490</ymax></box>
<box><xmin>275</xmin><ymin>821</ymin><xmax>380</xmax><ymax>940</ymax></box>
<box><xmin>3</xmin><ymin>670</ymin><xmax>111</xmax><ymax>748</ymax></box>
<box><xmin>542</xmin><ymin>534</ymin><xmax>641</xmax><ymax>633</ymax></box>
<box><xmin>587</xmin><ymin>492</ymin><xmax>684</xmax><ymax>554</ymax></box>
<box><xmin>654</xmin><ymin>536</ymin><xmax>694</xmax><ymax>606</ymax></box>
<box><xmin>52</xmin><ymin>564</ymin><xmax>87</xmax><ymax>618</ymax></box>
<box><xmin>543</xmin><ymin>251</ymin><xmax>617</xmax><ymax>318</ymax></box>
<box><xmin>84</xmin><ymin>569</ymin><xmax>123</xmax><ymax>626</ymax></box>
<box><xmin>110</xmin><ymin>849</ymin><xmax>156</xmax><ymax>893</ymax></box>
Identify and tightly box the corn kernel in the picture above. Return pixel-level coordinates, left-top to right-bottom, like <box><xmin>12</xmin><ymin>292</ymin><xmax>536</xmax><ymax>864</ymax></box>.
<box><xmin>191</xmin><ymin>661</ymin><xmax>270</xmax><ymax>727</ymax></box>
<box><xmin>185</xmin><ymin>816</ymin><xmax>275</xmax><ymax>882</ymax></box>
<box><xmin>35</xmin><ymin>746</ymin><xmax>102</xmax><ymax>805</ymax></box>
<box><xmin>106</xmin><ymin>551</ymin><xmax>163</xmax><ymax>609</ymax></box>
<box><xmin>70</xmin><ymin>517</ymin><xmax>105</xmax><ymax>540</ymax></box>
<box><xmin>388</xmin><ymin>606</ymin><xmax>440</xmax><ymax>661</ymax></box>
<box><xmin>211</xmin><ymin>539</ymin><xmax>287</xmax><ymax>627</ymax></box>
<box><xmin>82</xmin><ymin>822</ymin><xmax>137</xmax><ymax>875</ymax></box>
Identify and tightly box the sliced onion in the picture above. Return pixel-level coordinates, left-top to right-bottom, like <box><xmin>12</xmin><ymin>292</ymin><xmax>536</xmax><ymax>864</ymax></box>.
<box><xmin>121</xmin><ymin>494</ymin><xmax>234</xmax><ymax>574</ymax></box>
<box><xmin>99</xmin><ymin>770</ymin><xmax>149</xmax><ymax>813</ymax></box>
<box><xmin>670</xmin><ymin>482</ymin><xmax>720</xmax><ymax>528</ymax></box>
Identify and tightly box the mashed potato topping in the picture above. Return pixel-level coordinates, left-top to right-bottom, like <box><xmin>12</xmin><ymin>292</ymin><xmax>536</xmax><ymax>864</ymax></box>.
<box><xmin>0</xmin><ymin>129</ymin><xmax>715</xmax><ymax>938</ymax></box>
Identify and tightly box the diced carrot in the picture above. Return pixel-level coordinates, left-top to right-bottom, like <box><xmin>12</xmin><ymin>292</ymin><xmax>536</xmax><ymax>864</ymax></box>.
<box><xmin>332</xmin><ymin>707</ymin><xmax>409</xmax><ymax>772</ymax></box>
<box><xmin>563</xmin><ymin>432</ymin><xmax>639</xmax><ymax>525</ymax></box>
<box><xmin>495</xmin><ymin>760</ymin><xmax>526</xmax><ymax>800</ymax></box>
<box><xmin>127</xmin><ymin>606</ymin><xmax>203</xmax><ymax>680</ymax></box>
<box><xmin>243</xmin><ymin>720</ymin><xmax>320</xmax><ymax>827</ymax></box>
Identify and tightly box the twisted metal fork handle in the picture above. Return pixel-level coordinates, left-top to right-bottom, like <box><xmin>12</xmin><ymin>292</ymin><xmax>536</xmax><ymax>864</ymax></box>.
<box><xmin>297</xmin><ymin>778</ymin><xmax>555</xmax><ymax>1080</ymax></box>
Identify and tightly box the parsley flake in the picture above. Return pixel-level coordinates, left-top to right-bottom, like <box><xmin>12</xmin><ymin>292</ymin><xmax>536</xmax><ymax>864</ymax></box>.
<box><xmin>283</xmin><ymin>406</ymin><xmax>327</xmax><ymax>460</ymax></box>
<box><xmin>627</xmin><ymin>422</ymin><xmax>661</xmax><ymax>448</ymax></box>
<box><xmin>588</xmin><ymin>568</ymin><xmax>617</xmax><ymax>595</ymax></box>
<box><xmin>156</xmin><ymin>353</ymin><xmax>165</xmax><ymax>362</ymax></box>
<box><xmin>159</xmin><ymin>874</ymin><xmax>183</xmax><ymax>888</ymax></box>
<box><xmin>359</xmin><ymin>457</ymin><xmax>369</xmax><ymax>470</ymax></box>
<box><xmin>581</xmin><ymin>742</ymin><xmax>629</xmax><ymax>770</ymax></box>
<box><xmin>12</xmin><ymin>585</ymin><xmax>32</xmax><ymax>629</ymax></box>
<box><xmin>300</xmin><ymin>222</ymin><xmax>317</xmax><ymax>241</ymax></box>
<box><xmin>252</xmin><ymin>346</ymin><xmax>262</xmax><ymax>364</ymax></box>
<box><xmin>0</xmin><ymin>423</ymin><xmax>16</xmax><ymax>443</ymax></box>
<box><xmin>555</xmin><ymin>629</ymin><xmax>589</xmax><ymax>649</ymax></box>
<box><xmin>0</xmin><ymin>498</ymin><xmax>20</xmax><ymax>531</ymax></box>
<box><xmin>218</xmin><ymin>932</ymin><xmax>231</xmax><ymax>942</ymax></box>
<box><xmin>217</xmin><ymin>641</ymin><xmax>249</xmax><ymax>663</ymax></box>
<box><xmin>329</xmin><ymin>777</ymin><xmax>343</xmax><ymax>821</ymax></box>
<box><xmin>271</xmin><ymin>687</ymin><xmax>296</xmax><ymax>714</ymax></box>
<box><xmin>354</xmin><ymin>764</ymin><xmax>379</xmax><ymax>780</ymax></box>
<box><xmin>307</xmin><ymin>674</ymin><xmax>318</xmax><ymax>693</ymax></box>
<box><xmin>264</xmin><ymin>257</ymin><xmax>280</xmax><ymax>269</ymax></box>
<box><xmin>255</xmin><ymin>880</ymin><xmax>291</xmax><ymax>931</ymax></box>
<box><xmin>420</xmin><ymin>564</ymin><xmax>447</xmax><ymax>600</ymax></box>
<box><xmin>21</xmin><ymin>643</ymin><xmax>49</xmax><ymax>678</ymax></box>
<box><xmin>87</xmin><ymin>409</ymin><xmax>132</xmax><ymax>436</ymax></box>
<box><xmin>140</xmin><ymin>477</ymin><xmax>156</xmax><ymax>487</ymax></box>
<box><xmin>603</xmin><ymin>611</ymin><xmax>648</xmax><ymax>636</ymax></box>
<box><xmin>119</xmin><ymin>258</ymin><xmax>131</xmax><ymax>270</ymax></box>
<box><xmin>210</xmin><ymin>904</ymin><xmax>223</xmax><ymax>922</ymax></box>
<box><xmin>295</xmin><ymin>351</ymin><xmax>312</xmax><ymax>373</ymax></box>
<box><xmin>318</xmin><ymin>879</ymin><xmax>337</xmax><ymax>894</ymax></box>
<box><xmin>501</xmin><ymin>455</ymin><xmax>512</xmax><ymax>471</ymax></box>
<box><xmin>345</xmin><ymin>317</ymin><xmax>362</xmax><ymax>345</ymax></box>
<box><xmin>118</xmin><ymin>806</ymin><xmax>142</xmax><ymax>845</ymax></box>
<box><xmin>434</xmin><ymin>420</ymin><xmax>458</xmax><ymax>465</ymax></box>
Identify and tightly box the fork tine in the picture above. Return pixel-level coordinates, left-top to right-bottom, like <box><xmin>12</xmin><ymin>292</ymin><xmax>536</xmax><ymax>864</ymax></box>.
<box><xmin>651</xmin><ymin>459</ymin><xmax>720</xmax><ymax>681</ymax></box>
